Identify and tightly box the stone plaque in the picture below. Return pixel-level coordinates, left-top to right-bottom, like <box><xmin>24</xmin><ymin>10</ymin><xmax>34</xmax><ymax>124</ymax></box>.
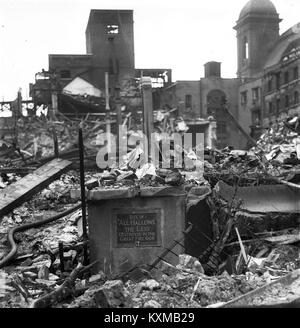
<box><xmin>113</xmin><ymin>209</ymin><xmax>161</xmax><ymax>247</ymax></box>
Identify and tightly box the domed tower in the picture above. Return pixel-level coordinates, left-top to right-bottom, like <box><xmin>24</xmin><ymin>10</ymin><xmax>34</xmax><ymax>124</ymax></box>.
<box><xmin>234</xmin><ymin>0</ymin><xmax>282</xmax><ymax>78</ymax></box>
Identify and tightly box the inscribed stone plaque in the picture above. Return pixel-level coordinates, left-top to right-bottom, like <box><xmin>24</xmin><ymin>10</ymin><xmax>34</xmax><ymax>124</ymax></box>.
<box><xmin>112</xmin><ymin>209</ymin><xmax>162</xmax><ymax>248</ymax></box>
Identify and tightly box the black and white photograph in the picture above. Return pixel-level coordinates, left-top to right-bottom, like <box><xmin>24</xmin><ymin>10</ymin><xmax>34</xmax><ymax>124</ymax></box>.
<box><xmin>0</xmin><ymin>0</ymin><xmax>300</xmax><ymax>314</ymax></box>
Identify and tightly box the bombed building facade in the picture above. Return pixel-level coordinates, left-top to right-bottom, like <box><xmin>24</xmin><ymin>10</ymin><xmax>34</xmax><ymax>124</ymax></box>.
<box><xmin>49</xmin><ymin>10</ymin><xmax>136</xmax><ymax>92</ymax></box>
<box><xmin>235</xmin><ymin>0</ymin><xmax>300</xmax><ymax>139</ymax></box>
<box><xmin>31</xmin><ymin>10</ymin><xmax>171</xmax><ymax>116</ymax></box>
<box><xmin>30</xmin><ymin>0</ymin><xmax>300</xmax><ymax>150</ymax></box>
<box><xmin>159</xmin><ymin>0</ymin><xmax>300</xmax><ymax>148</ymax></box>
<box><xmin>159</xmin><ymin>62</ymin><xmax>242</xmax><ymax>149</ymax></box>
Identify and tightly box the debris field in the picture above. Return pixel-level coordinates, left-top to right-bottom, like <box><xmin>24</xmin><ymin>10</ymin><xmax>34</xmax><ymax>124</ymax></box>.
<box><xmin>0</xmin><ymin>113</ymin><xmax>300</xmax><ymax>308</ymax></box>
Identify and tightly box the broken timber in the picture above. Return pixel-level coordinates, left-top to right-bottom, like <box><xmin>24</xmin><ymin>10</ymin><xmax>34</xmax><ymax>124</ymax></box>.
<box><xmin>0</xmin><ymin>158</ymin><xmax>72</xmax><ymax>219</ymax></box>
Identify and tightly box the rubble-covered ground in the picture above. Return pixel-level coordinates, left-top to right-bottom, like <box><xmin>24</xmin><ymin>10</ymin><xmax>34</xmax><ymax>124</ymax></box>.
<box><xmin>1</xmin><ymin>115</ymin><xmax>300</xmax><ymax>308</ymax></box>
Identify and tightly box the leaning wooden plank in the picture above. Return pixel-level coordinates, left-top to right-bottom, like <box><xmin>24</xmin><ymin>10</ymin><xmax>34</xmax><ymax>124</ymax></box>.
<box><xmin>0</xmin><ymin>158</ymin><xmax>72</xmax><ymax>219</ymax></box>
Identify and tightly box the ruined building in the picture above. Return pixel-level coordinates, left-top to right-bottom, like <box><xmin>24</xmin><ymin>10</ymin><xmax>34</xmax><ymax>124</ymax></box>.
<box><xmin>159</xmin><ymin>0</ymin><xmax>300</xmax><ymax>147</ymax></box>
<box><xmin>235</xmin><ymin>0</ymin><xmax>300</xmax><ymax>139</ymax></box>
<box><xmin>49</xmin><ymin>9</ymin><xmax>135</xmax><ymax>94</ymax></box>
<box><xmin>159</xmin><ymin>62</ymin><xmax>241</xmax><ymax>149</ymax></box>
<box><xmin>30</xmin><ymin>10</ymin><xmax>171</xmax><ymax>114</ymax></box>
<box><xmin>30</xmin><ymin>1</ymin><xmax>300</xmax><ymax>149</ymax></box>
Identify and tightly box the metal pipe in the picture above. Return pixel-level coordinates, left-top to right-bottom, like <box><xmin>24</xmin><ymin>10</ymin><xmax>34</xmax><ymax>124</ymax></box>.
<box><xmin>0</xmin><ymin>203</ymin><xmax>82</xmax><ymax>269</ymax></box>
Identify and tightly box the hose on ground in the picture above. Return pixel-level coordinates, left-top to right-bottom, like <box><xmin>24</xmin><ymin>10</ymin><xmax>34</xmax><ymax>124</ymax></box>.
<box><xmin>0</xmin><ymin>203</ymin><xmax>82</xmax><ymax>269</ymax></box>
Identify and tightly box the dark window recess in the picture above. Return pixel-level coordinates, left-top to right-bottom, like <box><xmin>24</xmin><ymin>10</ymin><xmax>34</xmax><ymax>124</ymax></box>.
<box><xmin>267</xmin><ymin>78</ymin><xmax>272</xmax><ymax>92</ymax></box>
<box><xmin>285</xmin><ymin>95</ymin><xmax>290</xmax><ymax>108</ymax></box>
<box><xmin>275</xmin><ymin>73</ymin><xmax>281</xmax><ymax>89</ymax></box>
<box><xmin>294</xmin><ymin>91</ymin><xmax>299</xmax><ymax>104</ymax></box>
<box><xmin>185</xmin><ymin>94</ymin><xmax>192</xmax><ymax>108</ymax></box>
<box><xmin>60</xmin><ymin>70</ymin><xmax>71</xmax><ymax>79</ymax></box>
<box><xmin>276</xmin><ymin>98</ymin><xmax>281</xmax><ymax>112</ymax></box>
<box><xmin>241</xmin><ymin>91</ymin><xmax>247</xmax><ymax>104</ymax></box>
<box><xmin>284</xmin><ymin>71</ymin><xmax>289</xmax><ymax>84</ymax></box>
<box><xmin>294</xmin><ymin>67</ymin><xmax>299</xmax><ymax>80</ymax></box>
<box><xmin>269</xmin><ymin>101</ymin><xmax>273</xmax><ymax>114</ymax></box>
<box><xmin>107</xmin><ymin>25</ymin><xmax>119</xmax><ymax>34</ymax></box>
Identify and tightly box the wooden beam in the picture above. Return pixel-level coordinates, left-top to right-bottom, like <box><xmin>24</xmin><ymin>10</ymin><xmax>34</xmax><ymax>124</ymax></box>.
<box><xmin>0</xmin><ymin>158</ymin><xmax>72</xmax><ymax>219</ymax></box>
<box><xmin>141</xmin><ymin>77</ymin><xmax>154</xmax><ymax>162</ymax></box>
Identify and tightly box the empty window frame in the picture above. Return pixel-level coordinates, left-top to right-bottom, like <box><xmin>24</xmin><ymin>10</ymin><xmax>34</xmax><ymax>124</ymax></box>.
<box><xmin>252</xmin><ymin>87</ymin><xmax>259</xmax><ymax>101</ymax></box>
<box><xmin>185</xmin><ymin>94</ymin><xmax>192</xmax><ymax>108</ymax></box>
<box><xmin>241</xmin><ymin>91</ymin><xmax>247</xmax><ymax>105</ymax></box>
<box><xmin>107</xmin><ymin>25</ymin><xmax>119</xmax><ymax>34</ymax></box>
<box><xmin>252</xmin><ymin>110</ymin><xmax>260</xmax><ymax>125</ymax></box>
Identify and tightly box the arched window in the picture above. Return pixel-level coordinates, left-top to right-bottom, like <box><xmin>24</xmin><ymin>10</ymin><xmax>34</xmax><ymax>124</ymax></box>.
<box><xmin>242</xmin><ymin>37</ymin><xmax>249</xmax><ymax>60</ymax></box>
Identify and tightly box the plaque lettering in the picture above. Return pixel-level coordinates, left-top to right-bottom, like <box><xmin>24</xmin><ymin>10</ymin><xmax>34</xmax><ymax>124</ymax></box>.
<box><xmin>115</xmin><ymin>212</ymin><xmax>160</xmax><ymax>246</ymax></box>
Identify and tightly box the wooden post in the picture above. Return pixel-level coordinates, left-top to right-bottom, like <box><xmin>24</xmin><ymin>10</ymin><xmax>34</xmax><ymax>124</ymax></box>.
<box><xmin>78</xmin><ymin>127</ymin><xmax>89</xmax><ymax>266</ymax></box>
<box><xmin>141</xmin><ymin>77</ymin><xmax>153</xmax><ymax>162</ymax></box>
<box><xmin>105</xmin><ymin>72</ymin><xmax>111</xmax><ymax>152</ymax></box>
<box><xmin>115</xmin><ymin>84</ymin><xmax>122</xmax><ymax>157</ymax></box>
<box><xmin>50</xmin><ymin>89</ymin><xmax>58</xmax><ymax>156</ymax></box>
<box><xmin>51</xmin><ymin>92</ymin><xmax>58</xmax><ymax>114</ymax></box>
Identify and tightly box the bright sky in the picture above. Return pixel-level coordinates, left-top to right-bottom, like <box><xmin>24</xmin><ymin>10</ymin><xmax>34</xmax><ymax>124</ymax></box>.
<box><xmin>0</xmin><ymin>0</ymin><xmax>299</xmax><ymax>100</ymax></box>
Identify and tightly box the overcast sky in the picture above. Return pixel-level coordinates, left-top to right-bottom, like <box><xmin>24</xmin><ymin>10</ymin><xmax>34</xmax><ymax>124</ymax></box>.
<box><xmin>0</xmin><ymin>0</ymin><xmax>299</xmax><ymax>100</ymax></box>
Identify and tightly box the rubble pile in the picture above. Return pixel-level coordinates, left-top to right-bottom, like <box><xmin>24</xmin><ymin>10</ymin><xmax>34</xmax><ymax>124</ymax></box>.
<box><xmin>0</xmin><ymin>114</ymin><xmax>300</xmax><ymax>308</ymax></box>
<box><xmin>65</xmin><ymin>257</ymin><xmax>265</xmax><ymax>308</ymax></box>
<box><xmin>0</xmin><ymin>108</ymin><xmax>192</xmax><ymax>172</ymax></box>
<box><xmin>253</xmin><ymin>116</ymin><xmax>300</xmax><ymax>165</ymax></box>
